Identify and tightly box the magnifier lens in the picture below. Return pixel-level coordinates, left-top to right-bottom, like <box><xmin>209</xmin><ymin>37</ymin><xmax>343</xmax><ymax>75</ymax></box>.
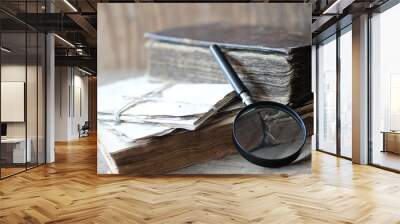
<box><xmin>234</xmin><ymin>105</ymin><xmax>305</xmax><ymax>161</ymax></box>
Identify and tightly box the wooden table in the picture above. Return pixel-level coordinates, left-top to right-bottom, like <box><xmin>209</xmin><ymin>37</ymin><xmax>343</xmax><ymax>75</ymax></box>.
<box><xmin>382</xmin><ymin>131</ymin><xmax>400</xmax><ymax>154</ymax></box>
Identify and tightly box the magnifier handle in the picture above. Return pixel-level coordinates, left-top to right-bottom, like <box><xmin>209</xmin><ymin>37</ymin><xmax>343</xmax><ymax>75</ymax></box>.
<box><xmin>210</xmin><ymin>44</ymin><xmax>253</xmax><ymax>105</ymax></box>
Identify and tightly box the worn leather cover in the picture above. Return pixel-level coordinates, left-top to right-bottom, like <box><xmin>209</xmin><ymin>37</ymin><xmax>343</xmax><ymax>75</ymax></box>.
<box><xmin>145</xmin><ymin>23</ymin><xmax>310</xmax><ymax>54</ymax></box>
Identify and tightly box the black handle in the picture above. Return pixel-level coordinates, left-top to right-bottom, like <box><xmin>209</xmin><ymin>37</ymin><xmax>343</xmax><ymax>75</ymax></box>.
<box><xmin>209</xmin><ymin>44</ymin><xmax>249</xmax><ymax>96</ymax></box>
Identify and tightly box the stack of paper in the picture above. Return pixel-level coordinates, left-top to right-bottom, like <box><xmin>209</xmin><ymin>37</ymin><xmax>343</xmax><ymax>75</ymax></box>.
<box><xmin>98</xmin><ymin>76</ymin><xmax>235</xmax><ymax>142</ymax></box>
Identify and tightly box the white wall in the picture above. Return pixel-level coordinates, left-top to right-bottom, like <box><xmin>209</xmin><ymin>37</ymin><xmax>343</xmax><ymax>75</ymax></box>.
<box><xmin>1</xmin><ymin>63</ymin><xmax>47</xmax><ymax>164</ymax></box>
<box><xmin>55</xmin><ymin>66</ymin><xmax>68</xmax><ymax>141</ymax></box>
<box><xmin>55</xmin><ymin>67</ymin><xmax>89</xmax><ymax>141</ymax></box>
<box><xmin>71</xmin><ymin>73</ymin><xmax>89</xmax><ymax>138</ymax></box>
<box><xmin>1</xmin><ymin>65</ymin><xmax>39</xmax><ymax>137</ymax></box>
<box><xmin>1</xmin><ymin>65</ymin><xmax>28</xmax><ymax>141</ymax></box>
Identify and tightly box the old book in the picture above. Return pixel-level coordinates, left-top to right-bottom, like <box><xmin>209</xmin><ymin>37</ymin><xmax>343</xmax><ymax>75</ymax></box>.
<box><xmin>98</xmin><ymin>24</ymin><xmax>313</xmax><ymax>174</ymax></box>
<box><xmin>145</xmin><ymin>23</ymin><xmax>312</xmax><ymax>106</ymax></box>
<box><xmin>98</xmin><ymin>100</ymin><xmax>313</xmax><ymax>174</ymax></box>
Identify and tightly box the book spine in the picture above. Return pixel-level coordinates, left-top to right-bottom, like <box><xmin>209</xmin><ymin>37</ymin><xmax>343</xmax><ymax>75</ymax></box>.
<box><xmin>146</xmin><ymin>40</ymin><xmax>311</xmax><ymax>105</ymax></box>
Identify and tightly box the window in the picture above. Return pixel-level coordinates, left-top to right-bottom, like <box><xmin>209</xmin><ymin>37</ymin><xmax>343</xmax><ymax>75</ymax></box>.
<box><xmin>316</xmin><ymin>24</ymin><xmax>353</xmax><ymax>159</ymax></box>
<box><xmin>370</xmin><ymin>2</ymin><xmax>400</xmax><ymax>171</ymax></box>
<box><xmin>317</xmin><ymin>35</ymin><xmax>337</xmax><ymax>154</ymax></box>
<box><xmin>0</xmin><ymin>1</ymin><xmax>47</xmax><ymax>179</ymax></box>
<box><xmin>339</xmin><ymin>27</ymin><xmax>352</xmax><ymax>158</ymax></box>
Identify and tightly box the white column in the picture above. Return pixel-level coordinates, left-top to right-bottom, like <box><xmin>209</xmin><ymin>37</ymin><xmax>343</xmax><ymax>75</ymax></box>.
<box><xmin>352</xmin><ymin>14</ymin><xmax>369</xmax><ymax>164</ymax></box>
<box><xmin>46</xmin><ymin>32</ymin><xmax>55</xmax><ymax>163</ymax></box>
<box><xmin>45</xmin><ymin>0</ymin><xmax>56</xmax><ymax>163</ymax></box>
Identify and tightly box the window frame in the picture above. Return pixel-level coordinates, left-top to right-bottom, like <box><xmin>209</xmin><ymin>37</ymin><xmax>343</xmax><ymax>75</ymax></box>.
<box><xmin>367</xmin><ymin>0</ymin><xmax>400</xmax><ymax>173</ymax></box>
<box><xmin>315</xmin><ymin>20</ymin><xmax>353</xmax><ymax>161</ymax></box>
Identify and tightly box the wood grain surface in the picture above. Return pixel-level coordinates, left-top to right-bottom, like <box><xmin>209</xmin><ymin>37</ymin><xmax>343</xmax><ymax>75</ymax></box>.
<box><xmin>98</xmin><ymin>3</ymin><xmax>311</xmax><ymax>78</ymax></box>
<box><xmin>1</xmin><ymin>135</ymin><xmax>400</xmax><ymax>223</ymax></box>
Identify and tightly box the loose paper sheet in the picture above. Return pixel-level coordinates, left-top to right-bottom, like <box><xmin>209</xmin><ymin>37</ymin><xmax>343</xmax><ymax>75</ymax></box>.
<box><xmin>98</xmin><ymin>76</ymin><xmax>234</xmax><ymax>129</ymax></box>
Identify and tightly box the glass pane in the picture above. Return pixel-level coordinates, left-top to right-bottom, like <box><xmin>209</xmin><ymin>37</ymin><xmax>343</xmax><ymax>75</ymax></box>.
<box><xmin>371</xmin><ymin>4</ymin><xmax>400</xmax><ymax>171</ymax></box>
<box><xmin>317</xmin><ymin>36</ymin><xmax>337</xmax><ymax>154</ymax></box>
<box><xmin>339</xmin><ymin>28</ymin><xmax>352</xmax><ymax>158</ymax></box>
<box><xmin>1</xmin><ymin>31</ymin><xmax>27</xmax><ymax>177</ymax></box>
<box><xmin>38</xmin><ymin>32</ymin><xmax>45</xmax><ymax>165</ymax></box>
<box><xmin>26</xmin><ymin>0</ymin><xmax>38</xmax><ymax>169</ymax></box>
<box><xmin>27</xmin><ymin>31</ymin><xmax>38</xmax><ymax>169</ymax></box>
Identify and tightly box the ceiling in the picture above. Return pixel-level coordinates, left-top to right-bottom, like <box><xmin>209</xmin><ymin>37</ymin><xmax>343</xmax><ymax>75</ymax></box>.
<box><xmin>311</xmin><ymin>0</ymin><xmax>389</xmax><ymax>42</ymax></box>
<box><xmin>0</xmin><ymin>0</ymin><xmax>393</xmax><ymax>75</ymax></box>
<box><xmin>0</xmin><ymin>0</ymin><xmax>100</xmax><ymax>74</ymax></box>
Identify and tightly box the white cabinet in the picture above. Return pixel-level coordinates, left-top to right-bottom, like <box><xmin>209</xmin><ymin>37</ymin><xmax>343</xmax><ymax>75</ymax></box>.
<box><xmin>1</xmin><ymin>138</ymin><xmax>32</xmax><ymax>163</ymax></box>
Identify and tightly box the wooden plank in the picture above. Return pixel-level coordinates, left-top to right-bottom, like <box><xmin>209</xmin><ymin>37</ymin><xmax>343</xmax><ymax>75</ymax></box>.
<box><xmin>1</xmin><ymin>135</ymin><xmax>400</xmax><ymax>223</ymax></box>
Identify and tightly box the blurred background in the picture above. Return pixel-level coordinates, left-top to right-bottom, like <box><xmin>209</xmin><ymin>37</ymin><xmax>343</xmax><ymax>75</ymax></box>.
<box><xmin>98</xmin><ymin>3</ymin><xmax>311</xmax><ymax>85</ymax></box>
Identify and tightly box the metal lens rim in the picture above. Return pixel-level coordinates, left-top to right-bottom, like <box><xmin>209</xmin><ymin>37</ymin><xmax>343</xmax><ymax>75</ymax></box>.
<box><xmin>232</xmin><ymin>101</ymin><xmax>307</xmax><ymax>168</ymax></box>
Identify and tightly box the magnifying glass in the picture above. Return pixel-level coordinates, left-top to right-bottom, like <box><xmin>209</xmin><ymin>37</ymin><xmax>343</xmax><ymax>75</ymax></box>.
<box><xmin>210</xmin><ymin>44</ymin><xmax>307</xmax><ymax>168</ymax></box>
